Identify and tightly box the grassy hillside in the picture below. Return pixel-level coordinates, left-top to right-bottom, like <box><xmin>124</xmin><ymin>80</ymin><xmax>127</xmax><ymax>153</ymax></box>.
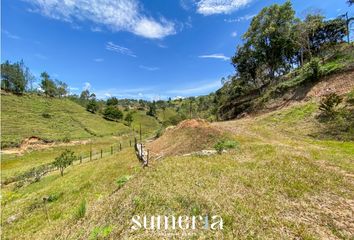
<box><xmin>2</xmin><ymin>98</ymin><xmax>353</xmax><ymax>239</ymax></box>
<box><xmin>1</xmin><ymin>93</ymin><xmax>131</xmax><ymax>148</ymax></box>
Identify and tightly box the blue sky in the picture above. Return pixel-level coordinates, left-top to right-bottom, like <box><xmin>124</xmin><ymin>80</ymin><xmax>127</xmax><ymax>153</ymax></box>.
<box><xmin>2</xmin><ymin>0</ymin><xmax>353</xmax><ymax>100</ymax></box>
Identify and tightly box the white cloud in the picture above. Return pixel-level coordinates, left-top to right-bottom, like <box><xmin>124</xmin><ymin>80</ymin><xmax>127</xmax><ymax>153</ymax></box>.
<box><xmin>139</xmin><ymin>65</ymin><xmax>159</xmax><ymax>71</ymax></box>
<box><xmin>106</xmin><ymin>42</ymin><xmax>137</xmax><ymax>57</ymax></box>
<box><xmin>167</xmin><ymin>80</ymin><xmax>222</xmax><ymax>95</ymax></box>
<box><xmin>91</xmin><ymin>26</ymin><xmax>102</xmax><ymax>32</ymax></box>
<box><xmin>83</xmin><ymin>82</ymin><xmax>91</xmax><ymax>91</ymax></box>
<box><xmin>196</xmin><ymin>0</ymin><xmax>252</xmax><ymax>15</ymax></box>
<box><xmin>231</xmin><ymin>31</ymin><xmax>237</xmax><ymax>37</ymax></box>
<box><xmin>94</xmin><ymin>58</ymin><xmax>104</xmax><ymax>62</ymax></box>
<box><xmin>199</xmin><ymin>53</ymin><xmax>229</xmax><ymax>61</ymax></box>
<box><xmin>224</xmin><ymin>13</ymin><xmax>256</xmax><ymax>22</ymax></box>
<box><xmin>2</xmin><ymin>30</ymin><xmax>20</xmax><ymax>40</ymax></box>
<box><xmin>24</xmin><ymin>0</ymin><xmax>176</xmax><ymax>39</ymax></box>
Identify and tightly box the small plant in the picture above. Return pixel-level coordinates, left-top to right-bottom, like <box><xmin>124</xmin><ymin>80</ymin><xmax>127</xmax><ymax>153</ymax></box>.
<box><xmin>53</xmin><ymin>149</ymin><xmax>76</xmax><ymax>176</ymax></box>
<box><xmin>124</xmin><ymin>112</ymin><xmax>134</xmax><ymax>126</ymax></box>
<box><xmin>62</xmin><ymin>135</ymin><xmax>70</xmax><ymax>143</ymax></box>
<box><xmin>41</xmin><ymin>112</ymin><xmax>51</xmax><ymax>118</ymax></box>
<box><xmin>347</xmin><ymin>89</ymin><xmax>354</xmax><ymax>105</ymax></box>
<box><xmin>89</xmin><ymin>225</ymin><xmax>113</xmax><ymax>240</ymax></box>
<box><xmin>74</xmin><ymin>199</ymin><xmax>86</xmax><ymax>220</ymax></box>
<box><xmin>214</xmin><ymin>140</ymin><xmax>239</xmax><ymax>154</ymax></box>
<box><xmin>306</xmin><ymin>58</ymin><xmax>322</xmax><ymax>82</ymax></box>
<box><xmin>319</xmin><ymin>93</ymin><xmax>343</xmax><ymax>119</ymax></box>
<box><xmin>116</xmin><ymin>175</ymin><xmax>132</xmax><ymax>189</ymax></box>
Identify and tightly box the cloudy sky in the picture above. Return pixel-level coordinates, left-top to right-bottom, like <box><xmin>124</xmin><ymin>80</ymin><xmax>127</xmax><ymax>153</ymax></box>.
<box><xmin>2</xmin><ymin>0</ymin><xmax>352</xmax><ymax>99</ymax></box>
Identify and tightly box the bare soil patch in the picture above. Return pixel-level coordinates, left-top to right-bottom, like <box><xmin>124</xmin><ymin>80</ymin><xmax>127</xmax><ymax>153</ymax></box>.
<box><xmin>146</xmin><ymin>119</ymin><xmax>225</xmax><ymax>158</ymax></box>
<box><xmin>1</xmin><ymin>136</ymin><xmax>90</xmax><ymax>155</ymax></box>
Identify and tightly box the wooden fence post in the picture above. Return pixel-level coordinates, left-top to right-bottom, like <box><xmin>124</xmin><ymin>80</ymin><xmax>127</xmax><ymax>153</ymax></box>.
<box><xmin>90</xmin><ymin>151</ymin><xmax>92</xmax><ymax>161</ymax></box>
<box><xmin>120</xmin><ymin>143</ymin><xmax>122</xmax><ymax>151</ymax></box>
<box><xmin>111</xmin><ymin>146</ymin><xmax>113</xmax><ymax>155</ymax></box>
<box><xmin>101</xmin><ymin>149</ymin><xmax>103</xmax><ymax>158</ymax></box>
<box><xmin>130</xmin><ymin>140</ymin><xmax>132</xmax><ymax>147</ymax></box>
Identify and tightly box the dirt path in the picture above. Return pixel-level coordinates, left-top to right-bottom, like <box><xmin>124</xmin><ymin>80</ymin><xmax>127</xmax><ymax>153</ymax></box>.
<box><xmin>1</xmin><ymin>137</ymin><xmax>90</xmax><ymax>155</ymax></box>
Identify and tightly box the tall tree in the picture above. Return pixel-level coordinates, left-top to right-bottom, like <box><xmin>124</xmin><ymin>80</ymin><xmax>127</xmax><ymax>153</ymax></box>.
<box><xmin>242</xmin><ymin>1</ymin><xmax>300</xmax><ymax>80</ymax></box>
<box><xmin>40</xmin><ymin>72</ymin><xmax>57</xmax><ymax>97</ymax></box>
<box><xmin>106</xmin><ymin>97</ymin><xmax>119</xmax><ymax>106</ymax></box>
<box><xmin>56</xmin><ymin>80</ymin><xmax>68</xmax><ymax>98</ymax></box>
<box><xmin>1</xmin><ymin>60</ymin><xmax>28</xmax><ymax>94</ymax></box>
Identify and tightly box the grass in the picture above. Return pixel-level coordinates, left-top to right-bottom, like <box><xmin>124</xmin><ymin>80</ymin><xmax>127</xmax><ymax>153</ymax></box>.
<box><xmin>1</xmin><ymin>93</ymin><xmax>131</xmax><ymax>148</ymax></box>
<box><xmin>1</xmin><ymin>148</ymin><xmax>141</xmax><ymax>239</ymax></box>
<box><xmin>130</xmin><ymin>110</ymin><xmax>161</xmax><ymax>137</ymax></box>
<box><xmin>1</xmin><ymin>97</ymin><xmax>353</xmax><ymax>239</ymax></box>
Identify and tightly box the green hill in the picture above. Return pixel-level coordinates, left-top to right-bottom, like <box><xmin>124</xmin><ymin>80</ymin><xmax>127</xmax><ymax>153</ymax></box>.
<box><xmin>2</xmin><ymin>98</ymin><xmax>353</xmax><ymax>239</ymax></box>
<box><xmin>1</xmin><ymin>93</ymin><xmax>160</xmax><ymax>148</ymax></box>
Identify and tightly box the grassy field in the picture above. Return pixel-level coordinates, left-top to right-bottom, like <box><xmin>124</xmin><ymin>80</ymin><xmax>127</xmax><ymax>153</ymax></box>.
<box><xmin>1</xmin><ymin>93</ymin><xmax>131</xmax><ymax>148</ymax></box>
<box><xmin>2</xmin><ymin>98</ymin><xmax>353</xmax><ymax>239</ymax></box>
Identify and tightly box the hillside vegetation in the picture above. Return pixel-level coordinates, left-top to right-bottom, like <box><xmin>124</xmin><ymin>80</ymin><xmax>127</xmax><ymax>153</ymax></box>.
<box><xmin>1</xmin><ymin>93</ymin><xmax>161</xmax><ymax>148</ymax></box>
<box><xmin>2</xmin><ymin>99</ymin><xmax>350</xmax><ymax>239</ymax></box>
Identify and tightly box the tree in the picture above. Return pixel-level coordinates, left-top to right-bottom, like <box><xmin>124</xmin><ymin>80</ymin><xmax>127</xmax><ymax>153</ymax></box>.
<box><xmin>348</xmin><ymin>0</ymin><xmax>354</xmax><ymax>6</ymax></box>
<box><xmin>86</xmin><ymin>99</ymin><xmax>99</xmax><ymax>113</ymax></box>
<box><xmin>106</xmin><ymin>97</ymin><xmax>119</xmax><ymax>106</ymax></box>
<box><xmin>56</xmin><ymin>80</ymin><xmax>68</xmax><ymax>98</ymax></box>
<box><xmin>243</xmin><ymin>1</ymin><xmax>300</xmax><ymax>80</ymax></box>
<box><xmin>125</xmin><ymin>111</ymin><xmax>134</xmax><ymax>126</ymax></box>
<box><xmin>103</xmin><ymin>106</ymin><xmax>123</xmax><ymax>120</ymax></box>
<box><xmin>1</xmin><ymin>60</ymin><xmax>28</xmax><ymax>94</ymax></box>
<box><xmin>80</xmin><ymin>90</ymin><xmax>90</xmax><ymax>101</ymax></box>
<box><xmin>147</xmin><ymin>101</ymin><xmax>157</xmax><ymax>117</ymax></box>
<box><xmin>40</xmin><ymin>72</ymin><xmax>57</xmax><ymax>97</ymax></box>
<box><xmin>53</xmin><ymin>149</ymin><xmax>76</xmax><ymax>176</ymax></box>
<box><xmin>319</xmin><ymin>93</ymin><xmax>343</xmax><ymax>118</ymax></box>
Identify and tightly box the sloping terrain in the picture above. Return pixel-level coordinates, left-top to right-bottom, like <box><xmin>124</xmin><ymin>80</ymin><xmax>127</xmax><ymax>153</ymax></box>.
<box><xmin>146</xmin><ymin>119</ymin><xmax>226</xmax><ymax>157</ymax></box>
<box><xmin>0</xmin><ymin>93</ymin><xmax>131</xmax><ymax>148</ymax></box>
<box><xmin>21</xmin><ymin>100</ymin><xmax>351</xmax><ymax>240</ymax></box>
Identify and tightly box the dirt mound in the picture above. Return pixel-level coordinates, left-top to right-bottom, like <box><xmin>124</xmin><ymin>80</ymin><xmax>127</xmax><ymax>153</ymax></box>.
<box><xmin>146</xmin><ymin>119</ymin><xmax>225</xmax><ymax>158</ymax></box>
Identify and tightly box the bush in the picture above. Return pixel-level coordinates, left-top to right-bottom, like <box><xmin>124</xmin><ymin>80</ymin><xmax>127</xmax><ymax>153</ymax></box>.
<box><xmin>42</xmin><ymin>112</ymin><xmax>52</xmax><ymax>118</ymax></box>
<box><xmin>214</xmin><ymin>140</ymin><xmax>239</xmax><ymax>154</ymax></box>
<box><xmin>347</xmin><ymin>89</ymin><xmax>354</xmax><ymax>105</ymax></box>
<box><xmin>319</xmin><ymin>93</ymin><xmax>342</xmax><ymax>119</ymax></box>
<box><xmin>103</xmin><ymin>106</ymin><xmax>123</xmax><ymax>121</ymax></box>
<box><xmin>116</xmin><ymin>175</ymin><xmax>132</xmax><ymax>189</ymax></box>
<box><xmin>305</xmin><ymin>58</ymin><xmax>322</xmax><ymax>82</ymax></box>
<box><xmin>53</xmin><ymin>149</ymin><xmax>76</xmax><ymax>176</ymax></box>
<box><xmin>74</xmin><ymin>199</ymin><xmax>86</xmax><ymax>220</ymax></box>
<box><xmin>124</xmin><ymin>112</ymin><xmax>134</xmax><ymax>126</ymax></box>
<box><xmin>86</xmin><ymin>100</ymin><xmax>99</xmax><ymax>113</ymax></box>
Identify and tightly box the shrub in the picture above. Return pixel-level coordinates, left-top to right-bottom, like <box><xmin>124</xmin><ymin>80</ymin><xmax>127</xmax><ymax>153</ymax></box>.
<box><xmin>53</xmin><ymin>149</ymin><xmax>76</xmax><ymax>176</ymax></box>
<box><xmin>103</xmin><ymin>106</ymin><xmax>123</xmax><ymax>121</ymax></box>
<box><xmin>124</xmin><ymin>112</ymin><xmax>134</xmax><ymax>126</ymax></box>
<box><xmin>74</xmin><ymin>199</ymin><xmax>86</xmax><ymax>220</ymax></box>
<box><xmin>116</xmin><ymin>175</ymin><xmax>132</xmax><ymax>189</ymax></box>
<box><xmin>90</xmin><ymin>226</ymin><xmax>113</xmax><ymax>240</ymax></box>
<box><xmin>319</xmin><ymin>93</ymin><xmax>342</xmax><ymax>119</ymax></box>
<box><xmin>86</xmin><ymin>100</ymin><xmax>99</xmax><ymax>113</ymax></box>
<box><xmin>42</xmin><ymin>112</ymin><xmax>51</xmax><ymax>118</ymax></box>
<box><xmin>62</xmin><ymin>136</ymin><xmax>70</xmax><ymax>143</ymax></box>
<box><xmin>214</xmin><ymin>140</ymin><xmax>239</xmax><ymax>154</ymax></box>
<box><xmin>155</xmin><ymin>127</ymin><xmax>165</xmax><ymax>138</ymax></box>
<box><xmin>305</xmin><ymin>58</ymin><xmax>322</xmax><ymax>82</ymax></box>
<box><xmin>347</xmin><ymin>89</ymin><xmax>354</xmax><ymax>105</ymax></box>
